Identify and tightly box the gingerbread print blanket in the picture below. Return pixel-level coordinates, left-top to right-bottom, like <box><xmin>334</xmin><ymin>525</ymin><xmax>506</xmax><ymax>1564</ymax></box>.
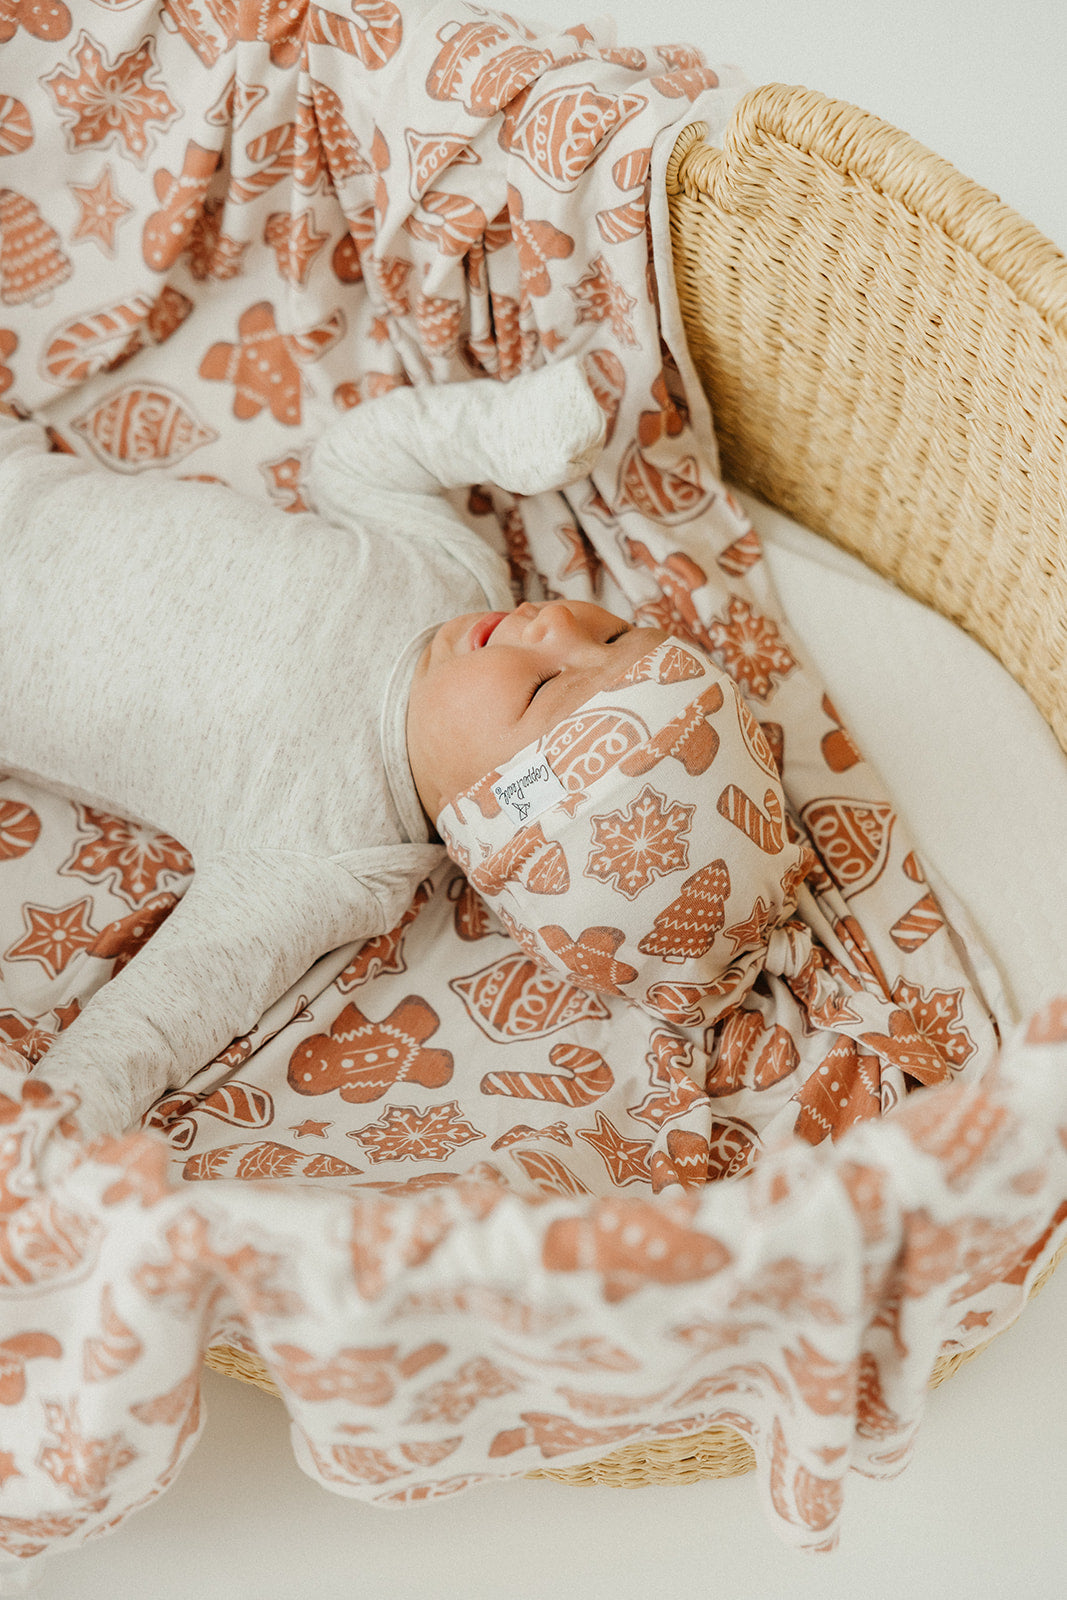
<box><xmin>1</xmin><ymin>0</ymin><xmax>1066</xmax><ymax>1575</ymax></box>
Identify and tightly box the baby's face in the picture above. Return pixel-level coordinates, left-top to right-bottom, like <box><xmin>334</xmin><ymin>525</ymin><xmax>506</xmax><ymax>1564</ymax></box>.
<box><xmin>406</xmin><ymin>601</ymin><xmax>669</xmax><ymax>829</ymax></box>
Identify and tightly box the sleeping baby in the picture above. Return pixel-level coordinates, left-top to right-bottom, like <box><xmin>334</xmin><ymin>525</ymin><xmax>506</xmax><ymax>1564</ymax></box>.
<box><xmin>0</xmin><ymin>358</ymin><xmax>807</xmax><ymax>1140</ymax></box>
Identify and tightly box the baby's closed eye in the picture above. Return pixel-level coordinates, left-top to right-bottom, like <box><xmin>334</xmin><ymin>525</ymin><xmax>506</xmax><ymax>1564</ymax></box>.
<box><xmin>526</xmin><ymin>670</ymin><xmax>559</xmax><ymax>708</ymax></box>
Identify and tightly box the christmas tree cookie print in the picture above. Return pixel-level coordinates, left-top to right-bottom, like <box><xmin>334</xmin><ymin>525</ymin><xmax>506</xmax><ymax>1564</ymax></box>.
<box><xmin>638</xmin><ymin>859</ymin><xmax>731</xmax><ymax>961</ymax></box>
<box><xmin>0</xmin><ymin>190</ymin><xmax>72</xmax><ymax>304</ymax></box>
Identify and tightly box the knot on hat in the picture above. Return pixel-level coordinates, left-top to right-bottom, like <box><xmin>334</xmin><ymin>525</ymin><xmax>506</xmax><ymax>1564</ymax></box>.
<box><xmin>438</xmin><ymin>637</ymin><xmax>812</xmax><ymax>1032</ymax></box>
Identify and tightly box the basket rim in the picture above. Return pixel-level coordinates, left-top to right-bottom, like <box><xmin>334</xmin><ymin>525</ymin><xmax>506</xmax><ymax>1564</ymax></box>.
<box><xmin>667</xmin><ymin>82</ymin><xmax>1067</xmax><ymax>337</ymax></box>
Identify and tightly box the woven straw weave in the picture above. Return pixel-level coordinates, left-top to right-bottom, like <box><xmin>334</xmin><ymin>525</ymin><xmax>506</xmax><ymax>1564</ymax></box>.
<box><xmin>206</xmin><ymin>83</ymin><xmax>1067</xmax><ymax>1485</ymax></box>
<box><xmin>668</xmin><ymin>83</ymin><xmax>1067</xmax><ymax>757</ymax></box>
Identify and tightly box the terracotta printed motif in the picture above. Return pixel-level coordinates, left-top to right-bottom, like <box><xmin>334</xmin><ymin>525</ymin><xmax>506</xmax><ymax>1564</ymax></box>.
<box><xmin>0</xmin><ymin>800</ymin><xmax>40</xmax><ymax>861</ymax></box>
<box><xmin>199</xmin><ymin>301</ymin><xmax>344</xmax><ymax>423</ymax></box>
<box><xmin>43</xmin><ymin>32</ymin><xmax>179</xmax><ymax>167</ymax></box>
<box><xmin>585</xmin><ymin>784</ymin><xmax>694</xmax><ymax>898</ymax></box>
<box><xmin>450</xmin><ymin>951</ymin><xmax>610</xmax><ymax>1041</ymax></box>
<box><xmin>637</xmin><ymin>860</ymin><xmax>731</xmax><ymax>960</ymax></box>
<box><xmin>480</xmin><ymin>1041</ymin><xmax>613</xmax><ymax>1107</ymax></box>
<box><xmin>619</xmin><ymin>682</ymin><xmax>724</xmax><ymax>777</ymax></box>
<box><xmin>800</xmin><ymin>796</ymin><xmax>895</xmax><ymax>894</ymax></box>
<box><xmin>43</xmin><ymin>287</ymin><xmax>194</xmax><ymax>387</ymax></box>
<box><xmin>499</xmin><ymin>83</ymin><xmax>647</xmax><ymax>192</ymax></box>
<box><xmin>0</xmin><ymin>190</ymin><xmax>72</xmax><ymax>304</ymax></box>
<box><xmin>288</xmin><ymin>996</ymin><xmax>454</xmax><ymax>1103</ymax></box>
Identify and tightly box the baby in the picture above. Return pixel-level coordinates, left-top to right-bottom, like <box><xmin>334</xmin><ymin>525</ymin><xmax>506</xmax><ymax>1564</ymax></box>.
<box><xmin>0</xmin><ymin>358</ymin><xmax>805</xmax><ymax>1140</ymax></box>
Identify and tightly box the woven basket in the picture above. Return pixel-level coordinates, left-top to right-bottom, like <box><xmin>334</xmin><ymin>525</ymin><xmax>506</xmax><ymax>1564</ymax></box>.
<box><xmin>206</xmin><ymin>82</ymin><xmax>1067</xmax><ymax>1486</ymax></box>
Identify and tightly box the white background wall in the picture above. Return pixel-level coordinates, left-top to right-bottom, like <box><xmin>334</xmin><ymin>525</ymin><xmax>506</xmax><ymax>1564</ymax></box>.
<box><xmin>579</xmin><ymin>0</ymin><xmax>1067</xmax><ymax>252</ymax></box>
<box><xmin>39</xmin><ymin>2</ymin><xmax>1067</xmax><ymax>1595</ymax></box>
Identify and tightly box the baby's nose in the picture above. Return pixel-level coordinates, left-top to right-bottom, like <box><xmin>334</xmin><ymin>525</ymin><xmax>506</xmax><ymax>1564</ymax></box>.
<box><xmin>525</xmin><ymin>601</ymin><xmax>582</xmax><ymax>643</ymax></box>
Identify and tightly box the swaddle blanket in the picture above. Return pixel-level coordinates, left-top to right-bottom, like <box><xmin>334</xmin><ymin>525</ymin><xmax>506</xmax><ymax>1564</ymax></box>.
<box><xmin>0</xmin><ymin>0</ymin><xmax>1065</xmax><ymax>1574</ymax></box>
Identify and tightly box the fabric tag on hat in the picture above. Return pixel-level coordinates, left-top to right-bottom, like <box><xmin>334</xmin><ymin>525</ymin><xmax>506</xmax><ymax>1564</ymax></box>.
<box><xmin>491</xmin><ymin>753</ymin><xmax>567</xmax><ymax>825</ymax></box>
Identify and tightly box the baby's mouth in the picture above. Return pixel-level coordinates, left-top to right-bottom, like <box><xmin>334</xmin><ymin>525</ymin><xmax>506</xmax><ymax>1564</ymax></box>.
<box><xmin>467</xmin><ymin>612</ymin><xmax>507</xmax><ymax>650</ymax></box>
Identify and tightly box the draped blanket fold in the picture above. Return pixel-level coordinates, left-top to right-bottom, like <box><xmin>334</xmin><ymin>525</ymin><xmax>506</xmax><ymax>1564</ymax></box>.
<box><xmin>0</xmin><ymin>0</ymin><xmax>1065</xmax><ymax>1569</ymax></box>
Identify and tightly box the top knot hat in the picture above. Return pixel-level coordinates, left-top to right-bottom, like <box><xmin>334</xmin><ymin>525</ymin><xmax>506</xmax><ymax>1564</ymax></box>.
<box><xmin>437</xmin><ymin>636</ymin><xmax>812</xmax><ymax>1029</ymax></box>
